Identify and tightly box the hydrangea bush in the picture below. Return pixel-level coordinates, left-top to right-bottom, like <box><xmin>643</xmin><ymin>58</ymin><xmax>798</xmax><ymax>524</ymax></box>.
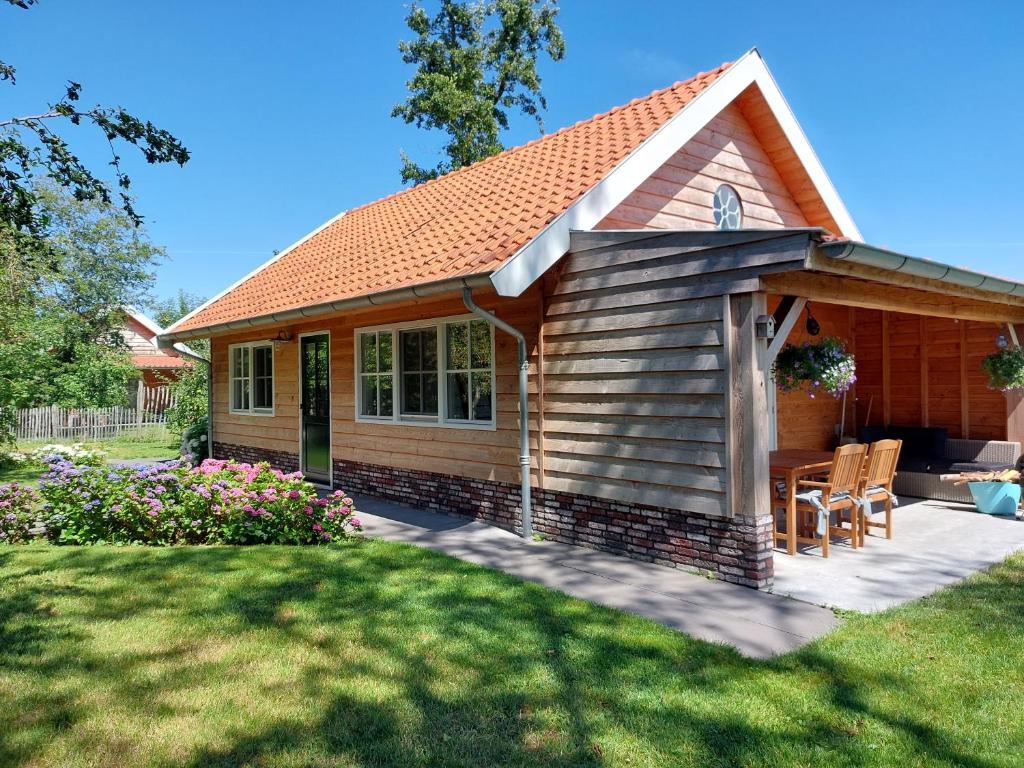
<box><xmin>30</xmin><ymin>457</ymin><xmax>360</xmax><ymax>546</ymax></box>
<box><xmin>32</xmin><ymin>443</ymin><xmax>107</xmax><ymax>465</ymax></box>
<box><xmin>0</xmin><ymin>482</ymin><xmax>43</xmax><ymax>544</ymax></box>
<box><xmin>772</xmin><ymin>337</ymin><xmax>857</xmax><ymax>399</ymax></box>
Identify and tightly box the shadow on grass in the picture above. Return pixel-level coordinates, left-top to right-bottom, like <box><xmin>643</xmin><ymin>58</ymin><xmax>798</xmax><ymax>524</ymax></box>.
<box><xmin>1</xmin><ymin>543</ymin><xmax>1021</xmax><ymax>767</ymax></box>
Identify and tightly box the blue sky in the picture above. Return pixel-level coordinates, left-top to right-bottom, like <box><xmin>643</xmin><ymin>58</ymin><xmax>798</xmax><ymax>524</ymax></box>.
<box><xmin>5</xmin><ymin>1</ymin><xmax>1022</xmax><ymax>303</ymax></box>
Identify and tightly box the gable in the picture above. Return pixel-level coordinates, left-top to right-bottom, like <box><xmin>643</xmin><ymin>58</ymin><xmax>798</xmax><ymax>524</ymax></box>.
<box><xmin>597</xmin><ymin>103</ymin><xmax>810</xmax><ymax>231</ymax></box>
<box><xmin>122</xmin><ymin>316</ymin><xmax>158</xmax><ymax>354</ymax></box>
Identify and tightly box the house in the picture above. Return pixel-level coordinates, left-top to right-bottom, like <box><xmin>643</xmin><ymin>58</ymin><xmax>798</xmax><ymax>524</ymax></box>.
<box><xmin>122</xmin><ymin>309</ymin><xmax>192</xmax><ymax>388</ymax></box>
<box><xmin>160</xmin><ymin>49</ymin><xmax>1024</xmax><ymax>589</ymax></box>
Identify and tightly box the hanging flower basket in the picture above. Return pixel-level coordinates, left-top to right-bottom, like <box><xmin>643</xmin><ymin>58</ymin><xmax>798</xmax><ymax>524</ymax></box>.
<box><xmin>772</xmin><ymin>337</ymin><xmax>856</xmax><ymax>399</ymax></box>
<box><xmin>982</xmin><ymin>347</ymin><xmax>1024</xmax><ymax>391</ymax></box>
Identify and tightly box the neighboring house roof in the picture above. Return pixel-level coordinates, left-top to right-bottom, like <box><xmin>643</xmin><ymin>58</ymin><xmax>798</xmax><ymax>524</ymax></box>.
<box><xmin>123</xmin><ymin>309</ymin><xmax>200</xmax><ymax>366</ymax></box>
<box><xmin>167</xmin><ymin>48</ymin><xmax>860</xmax><ymax>338</ymax></box>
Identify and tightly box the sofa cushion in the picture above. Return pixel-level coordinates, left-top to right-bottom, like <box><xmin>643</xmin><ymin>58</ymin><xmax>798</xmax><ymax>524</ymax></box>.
<box><xmin>946</xmin><ymin>460</ymin><xmax>1015</xmax><ymax>474</ymax></box>
<box><xmin>857</xmin><ymin>425</ymin><xmax>889</xmax><ymax>445</ymax></box>
<box><xmin>898</xmin><ymin>456</ymin><xmax>934</xmax><ymax>473</ymax></box>
<box><xmin>889</xmin><ymin>425</ymin><xmax>947</xmax><ymax>459</ymax></box>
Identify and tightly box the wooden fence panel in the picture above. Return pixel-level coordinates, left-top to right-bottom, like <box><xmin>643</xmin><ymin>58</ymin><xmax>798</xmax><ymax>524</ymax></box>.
<box><xmin>15</xmin><ymin>386</ymin><xmax>176</xmax><ymax>441</ymax></box>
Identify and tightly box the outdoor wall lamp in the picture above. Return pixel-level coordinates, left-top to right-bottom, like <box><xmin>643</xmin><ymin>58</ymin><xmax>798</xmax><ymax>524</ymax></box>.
<box><xmin>755</xmin><ymin>315</ymin><xmax>776</xmax><ymax>340</ymax></box>
<box><xmin>273</xmin><ymin>330</ymin><xmax>294</xmax><ymax>344</ymax></box>
<box><xmin>997</xmin><ymin>333</ymin><xmax>1010</xmax><ymax>349</ymax></box>
<box><xmin>805</xmin><ymin>304</ymin><xmax>821</xmax><ymax>336</ymax></box>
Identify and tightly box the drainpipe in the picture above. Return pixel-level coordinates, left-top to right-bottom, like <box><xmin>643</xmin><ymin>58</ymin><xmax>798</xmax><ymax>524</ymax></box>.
<box><xmin>462</xmin><ymin>287</ymin><xmax>533</xmax><ymax>539</ymax></box>
<box><xmin>167</xmin><ymin>342</ymin><xmax>213</xmax><ymax>459</ymax></box>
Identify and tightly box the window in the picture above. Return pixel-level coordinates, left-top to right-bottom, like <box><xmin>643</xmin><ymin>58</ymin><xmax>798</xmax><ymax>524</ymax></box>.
<box><xmin>229</xmin><ymin>342</ymin><xmax>274</xmax><ymax>414</ymax></box>
<box><xmin>400</xmin><ymin>327</ymin><xmax>438</xmax><ymax>416</ymax></box>
<box><xmin>355</xmin><ymin>316</ymin><xmax>495</xmax><ymax>428</ymax></box>
<box><xmin>713</xmin><ymin>184</ymin><xmax>743</xmax><ymax>230</ymax></box>
<box><xmin>358</xmin><ymin>331</ymin><xmax>394</xmax><ymax>419</ymax></box>
<box><xmin>446</xmin><ymin>320</ymin><xmax>493</xmax><ymax>422</ymax></box>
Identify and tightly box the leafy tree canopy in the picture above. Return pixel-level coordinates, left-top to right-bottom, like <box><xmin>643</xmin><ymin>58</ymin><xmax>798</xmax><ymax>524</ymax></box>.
<box><xmin>392</xmin><ymin>0</ymin><xmax>565</xmax><ymax>185</ymax></box>
<box><xmin>1</xmin><ymin>0</ymin><xmax>189</xmax><ymax>239</ymax></box>
<box><xmin>147</xmin><ymin>289</ymin><xmax>207</xmax><ymax>333</ymax></box>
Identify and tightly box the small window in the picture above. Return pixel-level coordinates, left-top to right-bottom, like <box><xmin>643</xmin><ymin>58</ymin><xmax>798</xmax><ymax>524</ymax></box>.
<box><xmin>713</xmin><ymin>184</ymin><xmax>742</xmax><ymax>230</ymax></box>
<box><xmin>400</xmin><ymin>327</ymin><xmax>438</xmax><ymax>417</ymax></box>
<box><xmin>358</xmin><ymin>331</ymin><xmax>394</xmax><ymax>418</ymax></box>
<box><xmin>229</xmin><ymin>342</ymin><xmax>274</xmax><ymax>414</ymax></box>
<box><xmin>445</xmin><ymin>319</ymin><xmax>493</xmax><ymax>422</ymax></box>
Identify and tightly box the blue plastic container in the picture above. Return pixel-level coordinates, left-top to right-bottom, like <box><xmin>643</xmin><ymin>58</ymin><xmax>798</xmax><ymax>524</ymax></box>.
<box><xmin>967</xmin><ymin>482</ymin><xmax>1022</xmax><ymax>516</ymax></box>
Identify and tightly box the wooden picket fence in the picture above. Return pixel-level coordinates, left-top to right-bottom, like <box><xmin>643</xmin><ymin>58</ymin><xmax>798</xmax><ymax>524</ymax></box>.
<box><xmin>15</xmin><ymin>385</ymin><xmax>177</xmax><ymax>442</ymax></box>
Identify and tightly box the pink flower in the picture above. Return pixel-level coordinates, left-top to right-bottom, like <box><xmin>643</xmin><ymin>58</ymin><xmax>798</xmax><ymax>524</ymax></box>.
<box><xmin>287</xmin><ymin>490</ymin><xmax>301</xmax><ymax>499</ymax></box>
<box><xmin>350</xmin><ymin>517</ymin><xmax>361</xmax><ymax>528</ymax></box>
<box><xmin>303</xmin><ymin>506</ymin><xmax>313</xmax><ymax>515</ymax></box>
<box><xmin>312</xmin><ymin>523</ymin><xmax>323</xmax><ymax>532</ymax></box>
<box><xmin>325</xmin><ymin>510</ymin><xmax>335</xmax><ymax>520</ymax></box>
<box><xmin>147</xmin><ymin>510</ymin><xmax>158</xmax><ymax>517</ymax></box>
<box><xmin>342</xmin><ymin>497</ymin><xmax>353</xmax><ymax>506</ymax></box>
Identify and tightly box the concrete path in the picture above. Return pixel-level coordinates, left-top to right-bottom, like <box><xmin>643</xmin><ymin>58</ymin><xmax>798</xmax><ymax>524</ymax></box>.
<box><xmin>773</xmin><ymin>498</ymin><xmax>1024</xmax><ymax>612</ymax></box>
<box><xmin>354</xmin><ymin>495</ymin><xmax>840</xmax><ymax>660</ymax></box>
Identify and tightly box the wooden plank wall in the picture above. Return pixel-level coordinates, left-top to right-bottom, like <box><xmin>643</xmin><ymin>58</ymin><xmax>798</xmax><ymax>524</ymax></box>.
<box><xmin>853</xmin><ymin>309</ymin><xmax>1007</xmax><ymax>439</ymax></box>
<box><xmin>211</xmin><ymin>288</ymin><xmax>543</xmax><ymax>486</ymax></box>
<box><xmin>543</xmin><ymin>233</ymin><xmax>808</xmax><ymax>517</ymax></box>
<box><xmin>596</xmin><ymin>103</ymin><xmax>811</xmax><ymax>231</ymax></box>
<box><xmin>771</xmin><ymin>298</ymin><xmax>852</xmax><ymax>451</ymax></box>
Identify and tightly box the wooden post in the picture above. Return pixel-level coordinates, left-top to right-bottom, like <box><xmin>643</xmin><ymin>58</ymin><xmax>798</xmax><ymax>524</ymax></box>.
<box><xmin>881</xmin><ymin>311</ymin><xmax>891</xmax><ymax>428</ymax></box>
<box><xmin>960</xmin><ymin>321</ymin><xmax>970</xmax><ymax>438</ymax></box>
<box><xmin>920</xmin><ymin>316</ymin><xmax>929</xmax><ymax>427</ymax></box>
<box><xmin>136</xmin><ymin>380</ymin><xmax>145</xmax><ymax>437</ymax></box>
<box><xmin>725</xmin><ymin>292</ymin><xmax>770</xmax><ymax>519</ymax></box>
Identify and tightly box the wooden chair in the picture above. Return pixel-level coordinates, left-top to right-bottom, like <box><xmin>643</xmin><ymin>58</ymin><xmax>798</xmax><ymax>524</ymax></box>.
<box><xmin>794</xmin><ymin>443</ymin><xmax>869</xmax><ymax>557</ymax></box>
<box><xmin>858</xmin><ymin>439</ymin><xmax>903</xmax><ymax>546</ymax></box>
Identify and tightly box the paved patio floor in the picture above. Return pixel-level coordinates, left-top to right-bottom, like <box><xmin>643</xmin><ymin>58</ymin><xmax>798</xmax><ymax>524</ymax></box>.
<box><xmin>354</xmin><ymin>495</ymin><xmax>840</xmax><ymax>660</ymax></box>
<box><xmin>773</xmin><ymin>498</ymin><xmax>1024</xmax><ymax>612</ymax></box>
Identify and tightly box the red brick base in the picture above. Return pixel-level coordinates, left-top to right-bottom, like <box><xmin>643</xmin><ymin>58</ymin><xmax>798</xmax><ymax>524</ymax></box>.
<box><xmin>333</xmin><ymin>458</ymin><xmax>774</xmax><ymax>589</ymax></box>
<box><xmin>211</xmin><ymin>441</ymin><xmax>773</xmax><ymax>588</ymax></box>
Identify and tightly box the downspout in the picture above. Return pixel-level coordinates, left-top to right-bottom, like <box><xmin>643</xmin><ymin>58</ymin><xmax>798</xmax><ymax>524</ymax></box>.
<box><xmin>462</xmin><ymin>287</ymin><xmax>533</xmax><ymax>539</ymax></box>
<box><xmin>169</xmin><ymin>342</ymin><xmax>213</xmax><ymax>459</ymax></box>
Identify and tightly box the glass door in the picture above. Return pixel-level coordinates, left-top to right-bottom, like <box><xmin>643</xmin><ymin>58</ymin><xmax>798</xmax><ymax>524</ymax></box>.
<box><xmin>300</xmin><ymin>334</ymin><xmax>330</xmax><ymax>483</ymax></box>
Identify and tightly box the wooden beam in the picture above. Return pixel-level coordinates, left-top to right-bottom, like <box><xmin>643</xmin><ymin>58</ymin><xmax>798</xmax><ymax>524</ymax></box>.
<box><xmin>807</xmin><ymin>250</ymin><xmax>1024</xmax><ymax>310</ymax></box>
<box><xmin>535</xmin><ymin>289</ymin><xmax>547</xmax><ymax>489</ymax></box>
<box><xmin>882</xmin><ymin>311</ymin><xmax>891</xmax><ymax>427</ymax></box>
<box><xmin>760</xmin><ymin>270</ymin><xmax>1024</xmax><ymax>323</ymax></box>
<box><xmin>767</xmin><ymin>296</ymin><xmax>807</xmax><ymax>362</ymax></box>
<box><xmin>920</xmin><ymin>316</ymin><xmax>929</xmax><ymax>427</ymax></box>
<box><xmin>960</xmin><ymin>321</ymin><xmax>970</xmax><ymax>439</ymax></box>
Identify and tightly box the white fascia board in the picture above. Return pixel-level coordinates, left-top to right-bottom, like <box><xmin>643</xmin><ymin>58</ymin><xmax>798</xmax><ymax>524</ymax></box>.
<box><xmin>490</xmin><ymin>48</ymin><xmax>861</xmax><ymax>297</ymax></box>
<box><xmin>163</xmin><ymin>209</ymin><xmax>348</xmax><ymax>335</ymax></box>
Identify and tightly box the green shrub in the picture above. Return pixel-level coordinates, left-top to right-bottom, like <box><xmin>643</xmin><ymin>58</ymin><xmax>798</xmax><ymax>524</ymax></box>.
<box><xmin>36</xmin><ymin>457</ymin><xmax>360</xmax><ymax>546</ymax></box>
<box><xmin>0</xmin><ymin>482</ymin><xmax>42</xmax><ymax>544</ymax></box>
<box><xmin>982</xmin><ymin>347</ymin><xmax>1024</xmax><ymax>391</ymax></box>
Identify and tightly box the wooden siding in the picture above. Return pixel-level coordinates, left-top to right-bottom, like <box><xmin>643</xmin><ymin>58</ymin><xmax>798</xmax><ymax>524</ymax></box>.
<box><xmin>772</xmin><ymin>298</ymin><xmax>852</xmax><ymax>451</ymax></box>
<box><xmin>211</xmin><ymin>288</ymin><xmax>543</xmax><ymax>486</ymax></box>
<box><xmin>850</xmin><ymin>309</ymin><xmax>1007</xmax><ymax>440</ymax></box>
<box><xmin>597</xmin><ymin>103</ymin><xmax>810</xmax><ymax>231</ymax></box>
<box><xmin>542</xmin><ymin>231</ymin><xmax>809</xmax><ymax>517</ymax></box>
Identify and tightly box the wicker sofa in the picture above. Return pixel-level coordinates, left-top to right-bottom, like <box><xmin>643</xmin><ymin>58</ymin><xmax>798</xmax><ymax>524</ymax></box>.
<box><xmin>857</xmin><ymin>425</ymin><xmax>1021</xmax><ymax>504</ymax></box>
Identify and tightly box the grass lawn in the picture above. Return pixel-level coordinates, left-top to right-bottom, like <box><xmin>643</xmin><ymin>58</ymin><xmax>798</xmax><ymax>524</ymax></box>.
<box><xmin>1</xmin><ymin>431</ymin><xmax>180</xmax><ymax>485</ymax></box>
<box><xmin>2</xmin><ymin>543</ymin><xmax>1022</xmax><ymax>768</ymax></box>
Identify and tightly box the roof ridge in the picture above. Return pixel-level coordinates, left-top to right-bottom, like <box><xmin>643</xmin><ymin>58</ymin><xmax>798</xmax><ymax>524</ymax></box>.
<box><xmin>340</xmin><ymin>61</ymin><xmax>733</xmax><ymax>218</ymax></box>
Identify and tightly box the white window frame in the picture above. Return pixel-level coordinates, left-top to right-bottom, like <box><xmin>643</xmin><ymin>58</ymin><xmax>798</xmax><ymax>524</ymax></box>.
<box><xmin>228</xmin><ymin>341</ymin><xmax>275</xmax><ymax>416</ymax></box>
<box><xmin>354</xmin><ymin>313</ymin><xmax>496</xmax><ymax>431</ymax></box>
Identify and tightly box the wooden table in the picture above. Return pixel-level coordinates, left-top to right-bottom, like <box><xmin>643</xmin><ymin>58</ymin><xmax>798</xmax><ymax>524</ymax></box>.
<box><xmin>769</xmin><ymin>449</ymin><xmax>834</xmax><ymax>555</ymax></box>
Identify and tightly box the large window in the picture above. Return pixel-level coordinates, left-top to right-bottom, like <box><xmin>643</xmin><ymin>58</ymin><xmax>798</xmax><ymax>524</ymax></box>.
<box><xmin>356</xmin><ymin>316</ymin><xmax>494</xmax><ymax>428</ymax></box>
<box><xmin>229</xmin><ymin>342</ymin><xmax>274</xmax><ymax>414</ymax></box>
<box><xmin>358</xmin><ymin>331</ymin><xmax>393</xmax><ymax>419</ymax></box>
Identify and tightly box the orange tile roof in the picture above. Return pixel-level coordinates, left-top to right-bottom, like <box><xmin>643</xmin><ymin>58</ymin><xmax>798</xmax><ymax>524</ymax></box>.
<box><xmin>133</xmin><ymin>354</ymin><xmax>190</xmax><ymax>369</ymax></box>
<box><xmin>174</xmin><ymin>62</ymin><xmax>731</xmax><ymax>334</ymax></box>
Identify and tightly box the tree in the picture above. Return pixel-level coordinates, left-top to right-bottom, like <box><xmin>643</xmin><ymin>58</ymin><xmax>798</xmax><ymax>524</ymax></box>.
<box><xmin>0</xmin><ymin>185</ymin><xmax>163</xmax><ymax>417</ymax></box>
<box><xmin>147</xmin><ymin>289</ymin><xmax>207</xmax><ymax>332</ymax></box>
<box><xmin>392</xmin><ymin>0</ymin><xmax>565</xmax><ymax>184</ymax></box>
<box><xmin>1</xmin><ymin>0</ymin><xmax>189</xmax><ymax>239</ymax></box>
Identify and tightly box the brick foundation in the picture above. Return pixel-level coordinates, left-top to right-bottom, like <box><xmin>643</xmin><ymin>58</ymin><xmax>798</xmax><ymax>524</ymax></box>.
<box><xmin>212</xmin><ymin>442</ymin><xmax>300</xmax><ymax>474</ymax></box>
<box><xmin>333</xmin><ymin>458</ymin><xmax>773</xmax><ymax>589</ymax></box>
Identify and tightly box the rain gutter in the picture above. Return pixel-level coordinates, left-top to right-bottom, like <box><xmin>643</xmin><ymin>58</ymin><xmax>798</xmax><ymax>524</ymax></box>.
<box><xmin>819</xmin><ymin>241</ymin><xmax>1024</xmax><ymax>297</ymax></box>
<box><xmin>462</xmin><ymin>287</ymin><xmax>533</xmax><ymax>540</ymax></box>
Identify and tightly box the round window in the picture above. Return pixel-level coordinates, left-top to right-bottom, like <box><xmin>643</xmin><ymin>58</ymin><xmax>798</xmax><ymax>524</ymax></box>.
<box><xmin>713</xmin><ymin>184</ymin><xmax>743</xmax><ymax>230</ymax></box>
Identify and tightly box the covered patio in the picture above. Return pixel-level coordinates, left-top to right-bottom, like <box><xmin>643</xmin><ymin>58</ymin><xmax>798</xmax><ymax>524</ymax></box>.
<box><xmin>760</xmin><ymin>238</ymin><xmax>1024</xmax><ymax>565</ymax></box>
